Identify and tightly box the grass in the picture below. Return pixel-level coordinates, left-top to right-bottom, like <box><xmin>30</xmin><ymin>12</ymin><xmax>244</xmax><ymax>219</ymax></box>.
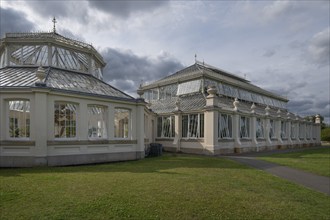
<box><xmin>260</xmin><ymin>147</ymin><xmax>330</xmax><ymax>177</ymax></box>
<box><xmin>1</xmin><ymin>154</ymin><xmax>329</xmax><ymax>220</ymax></box>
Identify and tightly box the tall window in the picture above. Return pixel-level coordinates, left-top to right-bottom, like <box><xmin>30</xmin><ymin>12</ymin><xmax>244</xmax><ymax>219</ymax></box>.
<box><xmin>157</xmin><ymin>116</ymin><xmax>175</xmax><ymax>138</ymax></box>
<box><xmin>54</xmin><ymin>103</ymin><xmax>77</xmax><ymax>138</ymax></box>
<box><xmin>256</xmin><ymin>118</ymin><xmax>264</xmax><ymax>139</ymax></box>
<box><xmin>114</xmin><ymin>108</ymin><xmax>130</xmax><ymax>138</ymax></box>
<box><xmin>144</xmin><ymin>114</ymin><xmax>148</xmax><ymax>138</ymax></box>
<box><xmin>9</xmin><ymin>100</ymin><xmax>30</xmax><ymax>138</ymax></box>
<box><xmin>269</xmin><ymin>119</ymin><xmax>276</xmax><ymax>139</ymax></box>
<box><xmin>240</xmin><ymin>116</ymin><xmax>250</xmax><ymax>138</ymax></box>
<box><xmin>306</xmin><ymin>124</ymin><xmax>311</xmax><ymax>139</ymax></box>
<box><xmin>291</xmin><ymin>123</ymin><xmax>296</xmax><ymax>139</ymax></box>
<box><xmin>218</xmin><ymin>113</ymin><xmax>232</xmax><ymax>138</ymax></box>
<box><xmin>299</xmin><ymin>123</ymin><xmax>305</xmax><ymax>139</ymax></box>
<box><xmin>88</xmin><ymin>105</ymin><xmax>107</xmax><ymax>139</ymax></box>
<box><xmin>281</xmin><ymin>121</ymin><xmax>287</xmax><ymax>139</ymax></box>
<box><xmin>312</xmin><ymin>125</ymin><xmax>317</xmax><ymax>139</ymax></box>
<box><xmin>182</xmin><ymin>114</ymin><xmax>204</xmax><ymax>138</ymax></box>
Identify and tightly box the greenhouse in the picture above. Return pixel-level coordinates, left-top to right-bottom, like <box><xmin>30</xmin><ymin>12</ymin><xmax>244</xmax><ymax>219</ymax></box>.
<box><xmin>0</xmin><ymin>29</ymin><xmax>146</xmax><ymax>167</ymax></box>
<box><xmin>140</xmin><ymin>61</ymin><xmax>321</xmax><ymax>154</ymax></box>
<box><xmin>0</xmin><ymin>27</ymin><xmax>321</xmax><ymax>167</ymax></box>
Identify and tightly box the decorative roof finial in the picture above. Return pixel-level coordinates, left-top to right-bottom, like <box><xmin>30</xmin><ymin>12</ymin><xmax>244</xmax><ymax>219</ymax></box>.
<box><xmin>195</xmin><ymin>54</ymin><xmax>197</xmax><ymax>63</ymax></box>
<box><xmin>52</xmin><ymin>17</ymin><xmax>57</xmax><ymax>33</ymax></box>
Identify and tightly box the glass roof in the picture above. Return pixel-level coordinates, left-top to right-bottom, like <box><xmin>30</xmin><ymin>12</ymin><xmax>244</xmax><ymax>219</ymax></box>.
<box><xmin>177</xmin><ymin>80</ymin><xmax>201</xmax><ymax>96</ymax></box>
<box><xmin>0</xmin><ymin>32</ymin><xmax>105</xmax><ymax>80</ymax></box>
<box><xmin>0</xmin><ymin>66</ymin><xmax>133</xmax><ymax>100</ymax></box>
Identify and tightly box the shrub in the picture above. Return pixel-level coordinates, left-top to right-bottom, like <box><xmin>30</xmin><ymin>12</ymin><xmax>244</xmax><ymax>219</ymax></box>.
<box><xmin>321</xmin><ymin>127</ymin><xmax>330</xmax><ymax>141</ymax></box>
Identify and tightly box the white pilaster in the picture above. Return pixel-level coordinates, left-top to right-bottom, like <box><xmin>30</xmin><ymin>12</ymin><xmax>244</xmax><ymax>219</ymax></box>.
<box><xmin>33</xmin><ymin>90</ymin><xmax>48</xmax><ymax>165</ymax></box>
<box><xmin>136</xmin><ymin>100</ymin><xmax>145</xmax><ymax>158</ymax></box>
<box><xmin>173</xmin><ymin>112</ymin><xmax>182</xmax><ymax>152</ymax></box>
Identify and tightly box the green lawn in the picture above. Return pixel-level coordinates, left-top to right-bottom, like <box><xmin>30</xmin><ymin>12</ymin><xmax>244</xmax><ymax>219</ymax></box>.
<box><xmin>1</xmin><ymin>154</ymin><xmax>329</xmax><ymax>220</ymax></box>
<box><xmin>260</xmin><ymin>147</ymin><xmax>330</xmax><ymax>177</ymax></box>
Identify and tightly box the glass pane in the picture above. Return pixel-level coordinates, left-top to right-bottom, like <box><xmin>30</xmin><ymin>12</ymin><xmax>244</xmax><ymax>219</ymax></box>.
<box><xmin>9</xmin><ymin>100</ymin><xmax>30</xmax><ymax>138</ymax></box>
<box><xmin>182</xmin><ymin>115</ymin><xmax>188</xmax><ymax>138</ymax></box>
<box><xmin>177</xmin><ymin>80</ymin><xmax>201</xmax><ymax>95</ymax></box>
<box><xmin>54</xmin><ymin>103</ymin><xmax>77</xmax><ymax>138</ymax></box>
<box><xmin>88</xmin><ymin>105</ymin><xmax>107</xmax><ymax>138</ymax></box>
<box><xmin>114</xmin><ymin>108</ymin><xmax>130</xmax><ymax>138</ymax></box>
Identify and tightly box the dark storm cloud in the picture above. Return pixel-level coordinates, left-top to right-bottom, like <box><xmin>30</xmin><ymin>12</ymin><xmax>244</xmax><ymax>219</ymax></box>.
<box><xmin>87</xmin><ymin>0</ymin><xmax>169</xmax><ymax>18</ymax></box>
<box><xmin>0</xmin><ymin>7</ymin><xmax>35</xmax><ymax>37</ymax></box>
<box><xmin>287</xmin><ymin>99</ymin><xmax>329</xmax><ymax>120</ymax></box>
<box><xmin>101</xmin><ymin>48</ymin><xmax>184</xmax><ymax>95</ymax></box>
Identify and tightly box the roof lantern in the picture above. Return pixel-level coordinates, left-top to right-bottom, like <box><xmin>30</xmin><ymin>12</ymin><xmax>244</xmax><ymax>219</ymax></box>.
<box><xmin>0</xmin><ymin>18</ymin><xmax>106</xmax><ymax>80</ymax></box>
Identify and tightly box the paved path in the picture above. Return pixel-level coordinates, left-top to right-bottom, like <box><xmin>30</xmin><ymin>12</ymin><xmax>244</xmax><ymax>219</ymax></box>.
<box><xmin>224</xmin><ymin>147</ymin><xmax>330</xmax><ymax>195</ymax></box>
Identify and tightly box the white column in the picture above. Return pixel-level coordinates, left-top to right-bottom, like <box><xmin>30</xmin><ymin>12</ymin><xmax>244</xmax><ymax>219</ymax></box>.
<box><xmin>204</xmin><ymin>86</ymin><xmax>219</xmax><ymax>154</ymax></box>
<box><xmin>136</xmin><ymin>100</ymin><xmax>145</xmax><ymax>159</ymax></box>
<box><xmin>251</xmin><ymin>115</ymin><xmax>258</xmax><ymax>150</ymax></box>
<box><xmin>33</xmin><ymin>90</ymin><xmax>48</xmax><ymax>165</ymax></box>
<box><xmin>204</xmin><ymin>109</ymin><xmax>217</xmax><ymax>154</ymax></box>
<box><xmin>173</xmin><ymin>112</ymin><xmax>182</xmax><ymax>152</ymax></box>
<box><xmin>78</xmin><ymin>102</ymin><xmax>88</xmax><ymax>140</ymax></box>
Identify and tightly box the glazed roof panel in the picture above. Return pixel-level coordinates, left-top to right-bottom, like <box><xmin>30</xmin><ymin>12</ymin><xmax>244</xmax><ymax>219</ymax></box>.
<box><xmin>0</xmin><ymin>67</ymin><xmax>133</xmax><ymax>100</ymax></box>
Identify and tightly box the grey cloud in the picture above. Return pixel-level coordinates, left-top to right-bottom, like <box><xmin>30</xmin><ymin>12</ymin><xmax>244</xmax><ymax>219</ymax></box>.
<box><xmin>87</xmin><ymin>0</ymin><xmax>169</xmax><ymax>18</ymax></box>
<box><xmin>22</xmin><ymin>1</ymin><xmax>89</xmax><ymax>24</ymax></box>
<box><xmin>308</xmin><ymin>27</ymin><xmax>330</xmax><ymax>66</ymax></box>
<box><xmin>262</xmin><ymin>1</ymin><xmax>293</xmax><ymax>22</ymax></box>
<box><xmin>101</xmin><ymin>48</ymin><xmax>184</xmax><ymax>95</ymax></box>
<box><xmin>24</xmin><ymin>1</ymin><xmax>73</xmax><ymax>18</ymax></box>
<box><xmin>262</xmin><ymin>49</ymin><xmax>276</xmax><ymax>57</ymax></box>
<box><xmin>0</xmin><ymin>7</ymin><xmax>35</xmax><ymax>37</ymax></box>
<box><xmin>287</xmin><ymin>99</ymin><xmax>330</xmax><ymax>123</ymax></box>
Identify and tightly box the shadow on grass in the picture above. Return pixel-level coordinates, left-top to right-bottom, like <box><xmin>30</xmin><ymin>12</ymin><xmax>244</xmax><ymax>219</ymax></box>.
<box><xmin>0</xmin><ymin>153</ymin><xmax>251</xmax><ymax>177</ymax></box>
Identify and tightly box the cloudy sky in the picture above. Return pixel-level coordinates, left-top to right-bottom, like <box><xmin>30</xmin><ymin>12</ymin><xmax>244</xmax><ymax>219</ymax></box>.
<box><xmin>1</xmin><ymin>0</ymin><xmax>329</xmax><ymax>123</ymax></box>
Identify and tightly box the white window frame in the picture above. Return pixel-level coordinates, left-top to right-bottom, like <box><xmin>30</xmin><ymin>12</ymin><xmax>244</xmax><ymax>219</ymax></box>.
<box><xmin>218</xmin><ymin>113</ymin><xmax>232</xmax><ymax>139</ymax></box>
<box><xmin>87</xmin><ymin>105</ymin><xmax>107</xmax><ymax>139</ymax></box>
<box><xmin>54</xmin><ymin>102</ymin><xmax>77</xmax><ymax>139</ymax></box>
<box><xmin>240</xmin><ymin>116</ymin><xmax>250</xmax><ymax>138</ymax></box>
<box><xmin>281</xmin><ymin>121</ymin><xmax>287</xmax><ymax>139</ymax></box>
<box><xmin>182</xmin><ymin>113</ymin><xmax>204</xmax><ymax>139</ymax></box>
<box><xmin>157</xmin><ymin>115</ymin><xmax>175</xmax><ymax>138</ymax></box>
<box><xmin>269</xmin><ymin>119</ymin><xmax>276</xmax><ymax>139</ymax></box>
<box><xmin>256</xmin><ymin>118</ymin><xmax>264</xmax><ymax>139</ymax></box>
<box><xmin>8</xmin><ymin>100</ymin><xmax>30</xmax><ymax>139</ymax></box>
<box><xmin>299</xmin><ymin>123</ymin><xmax>305</xmax><ymax>139</ymax></box>
<box><xmin>114</xmin><ymin>108</ymin><xmax>131</xmax><ymax>139</ymax></box>
<box><xmin>291</xmin><ymin>123</ymin><xmax>296</xmax><ymax>139</ymax></box>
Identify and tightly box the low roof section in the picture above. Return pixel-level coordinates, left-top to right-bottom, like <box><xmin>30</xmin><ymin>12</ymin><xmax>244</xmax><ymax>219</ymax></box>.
<box><xmin>0</xmin><ymin>66</ymin><xmax>134</xmax><ymax>101</ymax></box>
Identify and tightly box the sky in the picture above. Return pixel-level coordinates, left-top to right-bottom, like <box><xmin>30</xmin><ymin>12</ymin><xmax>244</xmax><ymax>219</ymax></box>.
<box><xmin>1</xmin><ymin>0</ymin><xmax>329</xmax><ymax>123</ymax></box>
